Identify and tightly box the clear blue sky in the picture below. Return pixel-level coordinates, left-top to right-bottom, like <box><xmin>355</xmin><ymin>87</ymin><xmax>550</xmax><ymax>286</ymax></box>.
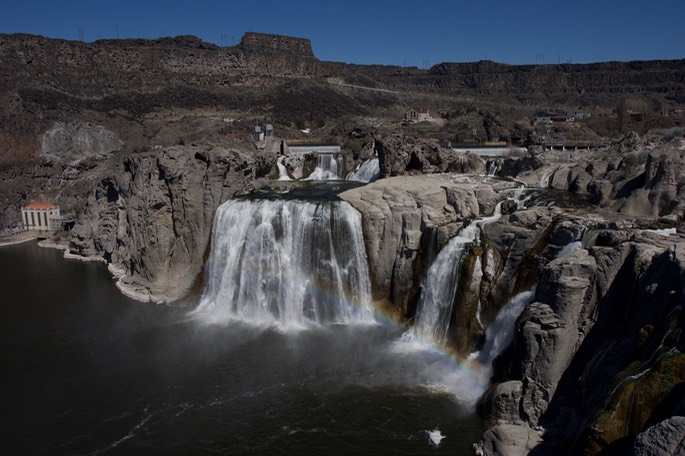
<box><xmin>1</xmin><ymin>0</ymin><xmax>683</xmax><ymax>66</ymax></box>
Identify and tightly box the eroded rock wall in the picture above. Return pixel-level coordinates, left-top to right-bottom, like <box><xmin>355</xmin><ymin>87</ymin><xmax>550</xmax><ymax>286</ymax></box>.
<box><xmin>68</xmin><ymin>145</ymin><xmax>275</xmax><ymax>302</ymax></box>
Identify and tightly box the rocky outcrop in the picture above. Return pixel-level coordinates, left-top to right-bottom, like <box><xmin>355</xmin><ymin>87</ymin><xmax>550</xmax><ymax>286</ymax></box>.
<box><xmin>478</xmin><ymin>218</ymin><xmax>685</xmax><ymax>455</ymax></box>
<box><xmin>475</xmin><ymin>423</ymin><xmax>543</xmax><ymax>456</ymax></box>
<box><xmin>630</xmin><ymin>416</ymin><xmax>685</xmax><ymax>456</ymax></box>
<box><xmin>41</xmin><ymin>121</ymin><xmax>123</xmax><ymax>164</ymax></box>
<box><xmin>340</xmin><ymin>174</ymin><xmax>504</xmax><ymax>315</ymax></box>
<box><xmin>239</xmin><ymin>32</ymin><xmax>314</xmax><ymax>57</ymax></box>
<box><xmin>68</xmin><ymin>145</ymin><xmax>275</xmax><ymax>303</ymax></box>
<box><xmin>376</xmin><ymin>134</ymin><xmax>486</xmax><ymax>178</ymax></box>
<box><xmin>496</xmin><ymin>249</ymin><xmax>599</xmax><ymax>425</ymax></box>
<box><xmin>507</xmin><ymin>132</ymin><xmax>685</xmax><ymax>222</ymax></box>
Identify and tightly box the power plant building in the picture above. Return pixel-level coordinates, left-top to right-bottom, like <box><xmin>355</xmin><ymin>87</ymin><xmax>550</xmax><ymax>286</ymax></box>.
<box><xmin>21</xmin><ymin>202</ymin><xmax>60</xmax><ymax>231</ymax></box>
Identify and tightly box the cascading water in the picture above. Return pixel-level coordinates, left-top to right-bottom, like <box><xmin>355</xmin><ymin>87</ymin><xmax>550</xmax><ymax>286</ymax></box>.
<box><xmin>276</xmin><ymin>156</ymin><xmax>291</xmax><ymax>181</ymax></box>
<box><xmin>411</xmin><ymin>203</ymin><xmax>504</xmax><ymax>345</ymax></box>
<box><xmin>306</xmin><ymin>153</ymin><xmax>343</xmax><ymax>180</ymax></box>
<box><xmin>472</xmin><ymin>239</ymin><xmax>587</xmax><ymax>370</ymax></box>
<box><xmin>346</xmin><ymin>156</ymin><xmax>380</xmax><ymax>183</ymax></box>
<box><xmin>195</xmin><ymin>198</ymin><xmax>374</xmax><ymax>326</ymax></box>
<box><xmin>474</xmin><ymin>288</ymin><xmax>536</xmax><ymax>369</ymax></box>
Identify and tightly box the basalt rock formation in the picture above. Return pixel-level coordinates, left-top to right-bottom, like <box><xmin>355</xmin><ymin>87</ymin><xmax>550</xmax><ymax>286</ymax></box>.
<box><xmin>340</xmin><ymin>174</ymin><xmax>503</xmax><ymax>318</ymax></box>
<box><xmin>348</xmin><ymin>131</ymin><xmax>685</xmax><ymax>454</ymax></box>
<box><xmin>69</xmin><ymin>145</ymin><xmax>275</xmax><ymax>302</ymax></box>
<box><xmin>376</xmin><ymin>134</ymin><xmax>486</xmax><ymax>177</ymax></box>
<box><xmin>2</xmin><ymin>32</ymin><xmax>685</xmax><ymax>166</ymax></box>
<box><xmin>3</xmin><ymin>31</ymin><xmax>685</xmax><ymax>456</ymax></box>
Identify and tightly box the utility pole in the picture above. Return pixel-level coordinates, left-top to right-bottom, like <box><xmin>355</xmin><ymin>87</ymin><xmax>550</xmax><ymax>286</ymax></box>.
<box><xmin>78</xmin><ymin>26</ymin><xmax>85</xmax><ymax>42</ymax></box>
<box><xmin>113</xmin><ymin>24</ymin><xmax>119</xmax><ymax>39</ymax></box>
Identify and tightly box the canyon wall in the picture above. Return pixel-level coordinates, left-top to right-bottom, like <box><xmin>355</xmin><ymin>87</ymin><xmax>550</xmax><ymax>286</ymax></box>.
<box><xmin>68</xmin><ymin>145</ymin><xmax>275</xmax><ymax>302</ymax></box>
<box><xmin>344</xmin><ymin>132</ymin><xmax>685</xmax><ymax>454</ymax></box>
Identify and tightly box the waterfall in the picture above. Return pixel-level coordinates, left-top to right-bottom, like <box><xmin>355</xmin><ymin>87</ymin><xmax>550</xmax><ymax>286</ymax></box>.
<box><xmin>474</xmin><ymin>288</ymin><xmax>536</xmax><ymax>368</ymax></box>
<box><xmin>411</xmin><ymin>203</ymin><xmax>504</xmax><ymax>345</ymax></box>
<box><xmin>411</xmin><ymin>232</ymin><xmax>473</xmax><ymax>345</ymax></box>
<box><xmin>276</xmin><ymin>156</ymin><xmax>291</xmax><ymax>181</ymax></box>
<box><xmin>557</xmin><ymin>241</ymin><xmax>582</xmax><ymax>258</ymax></box>
<box><xmin>486</xmin><ymin>160</ymin><xmax>500</xmax><ymax>176</ymax></box>
<box><xmin>195</xmin><ymin>198</ymin><xmax>374</xmax><ymax>326</ymax></box>
<box><xmin>306</xmin><ymin>153</ymin><xmax>343</xmax><ymax>180</ymax></box>
<box><xmin>472</xmin><ymin>239</ymin><xmax>586</xmax><ymax>369</ymax></box>
<box><xmin>346</xmin><ymin>156</ymin><xmax>380</xmax><ymax>183</ymax></box>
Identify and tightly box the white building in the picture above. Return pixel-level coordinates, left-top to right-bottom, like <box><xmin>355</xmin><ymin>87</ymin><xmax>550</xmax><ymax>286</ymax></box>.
<box><xmin>405</xmin><ymin>108</ymin><xmax>431</xmax><ymax>123</ymax></box>
<box><xmin>21</xmin><ymin>202</ymin><xmax>60</xmax><ymax>231</ymax></box>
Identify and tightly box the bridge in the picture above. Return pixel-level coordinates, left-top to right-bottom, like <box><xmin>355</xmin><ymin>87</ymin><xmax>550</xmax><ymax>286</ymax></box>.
<box><xmin>542</xmin><ymin>141</ymin><xmax>608</xmax><ymax>151</ymax></box>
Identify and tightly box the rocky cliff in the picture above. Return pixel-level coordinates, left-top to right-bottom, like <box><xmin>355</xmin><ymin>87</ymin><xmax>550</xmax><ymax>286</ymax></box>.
<box><xmin>340</xmin><ymin>174</ymin><xmax>503</xmax><ymax>318</ymax></box>
<box><xmin>2</xmin><ymin>32</ymin><xmax>685</xmax><ymax>165</ymax></box>
<box><xmin>3</xmin><ymin>31</ymin><xmax>685</xmax><ymax>456</ymax></box>
<box><xmin>345</xmin><ymin>131</ymin><xmax>685</xmax><ymax>454</ymax></box>
<box><xmin>68</xmin><ymin>145</ymin><xmax>275</xmax><ymax>302</ymax></box>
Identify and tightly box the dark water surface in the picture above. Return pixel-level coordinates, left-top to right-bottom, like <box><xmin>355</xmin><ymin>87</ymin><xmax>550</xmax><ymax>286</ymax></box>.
<box><xmin>1</xmin><ymin>243</ymin><xmax>485</xmax><ymax>455</ymax></box>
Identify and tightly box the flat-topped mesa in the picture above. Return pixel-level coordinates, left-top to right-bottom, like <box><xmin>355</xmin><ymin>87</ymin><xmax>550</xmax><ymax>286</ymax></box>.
<box><xmin>239</xmin><ymin>32</ymin><xmax>314</xmax><ymax>57</ymax></box>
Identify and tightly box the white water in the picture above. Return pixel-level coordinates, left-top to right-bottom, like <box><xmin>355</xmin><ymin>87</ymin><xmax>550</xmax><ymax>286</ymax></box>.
<box><xmin>644</xmin><ymin>227</ymin><xmax>677</xmax><ymax>236</ymax></box>
<box><xmin>487</xmin><ymin>160</ymin><xmax>499</xmax><ymax>176</ymax></box>
<box><xmin>194</xmin><ymin>199</ymin><xmax>374</xmax><ymax>327</ymax></box>
<box><xmin>474</xmin><ymin>288</ymin><xmax>536</xmax><ymax>369</ymax></box>
<box><xmin>557</xmin><ymin>241</ymin><xmax>582</xmax><ymax>258</ymax></box>
<box><xmin>346</xmin><ymin>156</ymin><xmax>380</xmax><ymax>183</ymax></box>
<box><xmin>306</xmin><ymin>153</ymin><xmax>343</xmax><ymax>180</ymax></box>
<box><xmin>539</xmin><ymin>168</ymin><xmax>555</xmax><ymax>188</ymax></box>
<box><xmin>426</xmin><ymin>429</ymin><xmax>445</xmax><ymax>447</ymax></box>
<box><xmin>276</xmin><ymin>156</ymin><xmax>291</xmax><ymax>181</ymax></box>
<box><xmin>411</xmin><ymin>203</ymin><xmax>504</xmax><ymax>345</ymax></box>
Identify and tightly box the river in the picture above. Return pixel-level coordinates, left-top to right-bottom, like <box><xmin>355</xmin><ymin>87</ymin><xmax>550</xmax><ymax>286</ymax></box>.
<box><xmin>0</xmin><ymin>242</ymin><xmax>486</xmax><ymax>455</ymax></box>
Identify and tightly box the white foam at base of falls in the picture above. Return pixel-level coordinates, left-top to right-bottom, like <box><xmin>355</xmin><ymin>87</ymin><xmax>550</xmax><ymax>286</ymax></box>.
<box><xmin>426</xmin><ymin>429</ymin><xmax>445</xmax><ymax>447</ymax></box>
<box><xmin>391</xmin><ymin>333</ymin><xmax>487</xmax><ymax>406</ymax></box>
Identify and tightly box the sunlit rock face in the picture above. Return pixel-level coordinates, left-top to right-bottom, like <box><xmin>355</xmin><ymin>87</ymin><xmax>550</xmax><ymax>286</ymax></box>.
<box><xmin>69</xmin><ymin>145</ymin><xmax>276</xmax><ymax>303</ymax></box>
<box><xmin>41</xmin><ymin>121</ymin><xmax>123</xmax><ymax>165</ymax></box>
<box><xmin>340</xmin><ymin>174</ymin><xmax>504</xmax><ymax>315</ymax></box>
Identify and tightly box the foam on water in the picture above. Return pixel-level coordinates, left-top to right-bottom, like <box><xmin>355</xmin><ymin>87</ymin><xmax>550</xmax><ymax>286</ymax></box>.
<box><xmin>426</xmin><ymin>429</ymin><xmax>445</xmax><ymax>447</ymax></box>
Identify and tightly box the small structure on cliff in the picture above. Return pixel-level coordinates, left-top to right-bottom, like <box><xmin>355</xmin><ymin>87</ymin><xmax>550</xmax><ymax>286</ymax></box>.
<box><xmin>405</xmin><ymin>108</ymin><xmax>431</xmax><ymax>123</ymax></box>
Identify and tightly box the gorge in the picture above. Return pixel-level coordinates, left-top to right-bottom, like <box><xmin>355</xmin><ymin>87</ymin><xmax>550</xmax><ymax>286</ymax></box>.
<box><xmin>2</xmin><ymin>32</ymin><xmax>685</xmax><ymax>456</ymax></box>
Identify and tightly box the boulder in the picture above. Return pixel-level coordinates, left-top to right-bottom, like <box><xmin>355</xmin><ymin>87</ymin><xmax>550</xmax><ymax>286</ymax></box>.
<box><xmin>630</xmin><ymin>416</ymin><xmax>685</xmax><ymax>456</ymax></box>
<box><xmin>476</xmin><ymin>423</ymin><xmax>542</xmax><ymax>456</ymax></box>
<box><xmin>478</xmin><ymin>380</ymin><xmax>524</xmax><ymax>422</ymax></box>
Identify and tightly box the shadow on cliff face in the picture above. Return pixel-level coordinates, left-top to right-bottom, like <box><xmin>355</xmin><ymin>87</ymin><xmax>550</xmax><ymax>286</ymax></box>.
<box><xmin>529</xmin><ymin>247</ymin><xmax>685</xmax><ymax>455</ymax></box>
